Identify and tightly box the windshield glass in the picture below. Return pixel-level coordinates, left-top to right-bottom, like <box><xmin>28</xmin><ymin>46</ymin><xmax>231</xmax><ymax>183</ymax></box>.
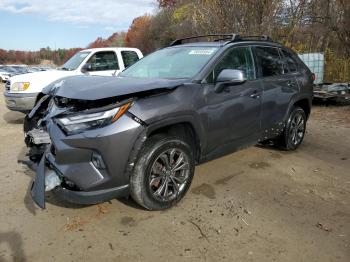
<box><xmin>5</xmin><ymin>67</ymin><xmax>17</xmax><ymax>73</ymax></box>
<box><xmin>13</xmin><ymin>66</ymin><xmax>28</xmax><ymax>73</ymax></box>
<box><xmin>61</xmin><ymin>51</ymin><xmax>90</xmax><ymax>71</ymax></box>
<box><xmin>120</xmin><ymin>47</ymin><xmax>218</xmax><ymax>79</ymax></box>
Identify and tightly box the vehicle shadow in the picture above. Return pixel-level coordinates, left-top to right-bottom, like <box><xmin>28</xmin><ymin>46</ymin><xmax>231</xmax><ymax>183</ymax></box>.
<box><xmin>3</xmin><ymin>111</ymin><xmax>24</xmax><ymax>124</ymax></box>
<box><xmin>255</xmin><ymin>142</ymin><xmax>293</xmax><ymax>153</ymax></box>
<box><xmin>45</xmin><ymin>192</ymin><xmax>88</xmax><ymax>209</ymax></box>
<box><xmin>118</xmin><ymin>197</ymin><xmax>146</xmax><ymax>211</ymax></box>
<box><xmin>0</xmin><ymin>231</ymin><xmax>27</xmax><ymax>262</ymax></box>
<box><xmin>16</xmin><ymin>146</ymin><xmax>38</xmax><ymax>216</ymax></box>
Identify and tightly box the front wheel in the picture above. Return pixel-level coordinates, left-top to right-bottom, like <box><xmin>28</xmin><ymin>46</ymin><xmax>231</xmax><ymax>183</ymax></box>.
<box><xmin>130</xmin><ymin>135</ymin><xmax>195</xmax><ymax>210</ymax></box>
<box><xmin>275</xmin><ymin>107</ymin><xmax>307</xmax><ymax>151</ymax></box>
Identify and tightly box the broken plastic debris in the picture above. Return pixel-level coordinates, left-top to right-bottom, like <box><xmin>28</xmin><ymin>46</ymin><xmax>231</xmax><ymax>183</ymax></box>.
<box><xmin>45</xmin><ymin>172</ymin><xmax>61</xmax><ymax>192</ymax></box>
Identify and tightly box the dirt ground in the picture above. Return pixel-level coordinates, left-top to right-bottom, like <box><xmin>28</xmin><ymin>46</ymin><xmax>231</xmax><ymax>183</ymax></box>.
<box><xmin>0</xmin><ymin>83</ymin><xmax>349</xmax><ymax>262</ymax></box>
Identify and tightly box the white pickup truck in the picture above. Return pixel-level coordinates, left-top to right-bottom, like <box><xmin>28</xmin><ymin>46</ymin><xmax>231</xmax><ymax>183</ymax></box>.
<box><xmin>4</xmin><ymin>47</ymin><xmax>143</xmax><ymax>112</ymax></box>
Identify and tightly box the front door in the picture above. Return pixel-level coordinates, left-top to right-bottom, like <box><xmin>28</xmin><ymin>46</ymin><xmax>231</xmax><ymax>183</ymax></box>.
<box><xmin>201</xmin><ymin>46</ymin><xmax>262</xmax><ymax>157</ymax></box>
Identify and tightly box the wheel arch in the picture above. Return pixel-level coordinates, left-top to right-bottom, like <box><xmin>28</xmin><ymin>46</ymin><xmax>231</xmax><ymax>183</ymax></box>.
<box><xmin>147</xmin><ymin>120</ymin><xmax>203</xmax><ymax>163</ymax></box>
<box><xmin>285</xmin><ymin>96</ymin><xmax>312</xmax><ymax>122</ymax></box>
<box><xmin>293</xmin><ymin>98</ymin><xmax>311</xmax><ymax>119</ymax></box>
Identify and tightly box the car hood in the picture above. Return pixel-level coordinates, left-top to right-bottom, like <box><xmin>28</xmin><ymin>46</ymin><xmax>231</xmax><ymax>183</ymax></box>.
<box><xmin>10</xmin><ymin>70</ymin><xmax>75</xmax><ymax>92</ymax></box>
<box><xmin>44</xmin><ymin>75</ymin><xmax>187</xmax><ymax>100</ymax></box>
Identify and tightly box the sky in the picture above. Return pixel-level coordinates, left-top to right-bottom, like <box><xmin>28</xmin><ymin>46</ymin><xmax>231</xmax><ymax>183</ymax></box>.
<box><xmin>0</xmin><ymin>0</ymin><xmax>156</xmax><ymax>51</ymax></box>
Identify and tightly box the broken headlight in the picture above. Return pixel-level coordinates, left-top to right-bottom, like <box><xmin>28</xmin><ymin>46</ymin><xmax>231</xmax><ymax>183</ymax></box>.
<box><xmin>56</xmin><ymin>102</ymin><xmax>132</xmax><ymax>135</ymax></box>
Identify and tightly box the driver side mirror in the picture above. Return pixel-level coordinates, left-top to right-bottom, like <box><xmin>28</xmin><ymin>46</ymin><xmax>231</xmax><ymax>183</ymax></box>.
<box><xmin>214</xmin><ymin>69</ymin><xmax>247</xmax><ymax>93</ymax></box>
<box><xmin>81</xmin><ymin>63</ymin><xmax>92</xmax><ymax>73</ymax></box>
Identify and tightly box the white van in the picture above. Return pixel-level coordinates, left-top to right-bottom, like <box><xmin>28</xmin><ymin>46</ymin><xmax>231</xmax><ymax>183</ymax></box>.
<box><xmin>4</xmin><ymin>47</ymin><xmax>143</xmax><ymax>112</ymax></box>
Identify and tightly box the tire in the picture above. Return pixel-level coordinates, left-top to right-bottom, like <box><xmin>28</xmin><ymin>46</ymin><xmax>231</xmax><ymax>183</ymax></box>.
<box><xmin>130</xmin><ymin>134</ymin><xmax>195</xmax><ymax>210</ymax></box>
<box><xmin>275</xmin><ymin>106</ymin><xmax>307</xmax><ymax>151</ymax></box>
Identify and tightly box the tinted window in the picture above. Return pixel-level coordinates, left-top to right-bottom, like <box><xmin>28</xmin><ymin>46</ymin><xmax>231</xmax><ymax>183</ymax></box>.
<box><xmin>254</xmin><ymin>46</ymin><xmax>283</xmax><ymax>77</ymax></box>
<box><xmin>206</xmin><ymin>47</ymin><xmax>255</xmax><ymax>83</ymax></box>
<box><xmin>121</xmin><ymin>51</ymin><xmax>140</xmax><ymax>68</ymax></box>
<box><xmin>87</xmin><ymin>51</ymin><xmax>119</xmax><ymax>71</ymax></box>
<box><xmin>281</xmin><ymin>49</ymin><xmax>298</xmax><ymax>73</ymax></box>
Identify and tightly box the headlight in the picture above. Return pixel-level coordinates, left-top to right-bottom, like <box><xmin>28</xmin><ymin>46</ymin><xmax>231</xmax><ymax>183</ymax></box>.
<box><xmin>11</xmin><ymin>82</ymin><xmax>30</xmax><ymax>91</ymax></box>
<box><xmin>56</xmin><ymin>102</ymin><xmax>132</xmax><ymax>135</ymax></box>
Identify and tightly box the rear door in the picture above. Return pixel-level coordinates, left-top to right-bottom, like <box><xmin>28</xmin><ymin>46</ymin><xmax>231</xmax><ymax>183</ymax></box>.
<box><xmin>120</xmin><ymin>50</ymin><xmax>142</xmax><ymax>70</ymax></box>
<box><xmin>85</xmin><ymin>51</ymin><xmax>120</xmax><ymax>76</ymax></box>
<box><xmin>201</xmin><ymin>46</ymin><xmax>263</xmax><ymax>156</ymax></box>
<box><xmin>253</xmin><ymin>46</ymin><xmax>298</xmax><ymax>133</ymax></box>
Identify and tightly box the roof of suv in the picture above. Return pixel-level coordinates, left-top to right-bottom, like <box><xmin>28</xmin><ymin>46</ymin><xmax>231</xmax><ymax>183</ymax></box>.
<box><xmin>169</xmin><ymin>34</ymin><xmax>283</xmax><ymax>48</ymax></box>
<box><xmin>175</xmin><ymin>41</ymin><xmax>283</xmax><ymax>48</ymax></box>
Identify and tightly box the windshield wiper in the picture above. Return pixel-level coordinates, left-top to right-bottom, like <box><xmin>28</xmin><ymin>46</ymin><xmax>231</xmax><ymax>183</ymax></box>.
<box><xmin>60</xmin><ymin>67</ymin><xmax>71</xmax><ymax>71</ymax></box>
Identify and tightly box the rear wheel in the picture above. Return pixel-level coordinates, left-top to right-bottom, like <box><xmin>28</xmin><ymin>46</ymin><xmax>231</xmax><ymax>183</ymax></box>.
<box><xmin>275</xmin><ymin>106</ymin><xmax>307</xmax><ymax>150</ymax></box>
<box><xmin>130</xmin><ymin>135</ymin><xmax>195</xmax><ymax>210</ymax></box>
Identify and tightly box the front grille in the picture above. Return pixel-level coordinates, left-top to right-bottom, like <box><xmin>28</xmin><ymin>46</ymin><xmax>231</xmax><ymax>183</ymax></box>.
<box><xmin>5</xmin><ymin>80</ymin><xmax>10</xmax><ymax>91</ymax></box>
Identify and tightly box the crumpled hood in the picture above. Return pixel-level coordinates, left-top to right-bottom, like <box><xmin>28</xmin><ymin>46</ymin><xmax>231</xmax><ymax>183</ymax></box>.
<box><xmin>10</xmin><ymin>70</ymin><xmax>75</xmax><ymax>93</ymax></box>
<box><xmin>44</xmin><ymin>75</ymin><xmax>187</xmax><ymax>100</ymax></box>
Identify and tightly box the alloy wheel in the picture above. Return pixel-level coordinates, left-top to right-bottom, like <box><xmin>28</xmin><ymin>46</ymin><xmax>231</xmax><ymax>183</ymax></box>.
<box><xmin>148</xmin><ymin>148</ymin><xmax>190</xmax><ymax>201</ymax></box>
<box><xmin>289</xmin><ymin>112</ymin><xmax>305</xmax><ymax>146</ymax></box>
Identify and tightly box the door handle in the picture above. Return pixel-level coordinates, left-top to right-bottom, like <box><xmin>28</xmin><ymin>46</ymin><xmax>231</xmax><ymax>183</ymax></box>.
<box><xmin>250</xmin><ymin>90</ymin><xmax>260</xmax><ymax>99</ymax></box>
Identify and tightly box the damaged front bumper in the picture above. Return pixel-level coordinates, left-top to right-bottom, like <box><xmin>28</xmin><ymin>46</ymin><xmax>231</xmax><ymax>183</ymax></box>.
<box><xmin>31</xmin><ymin>152</ymin><xmax>129</xmax><ymax>208</ymax></box>
<box><xmin>30</xmin><ymin>113</ymin><xmax>145</xmax><ymax>209</ymax></box>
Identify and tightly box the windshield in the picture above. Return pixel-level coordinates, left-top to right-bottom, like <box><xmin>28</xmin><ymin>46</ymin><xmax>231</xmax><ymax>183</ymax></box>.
<box><xmin>13</xmin><ymin>66</ymin><xmax>28</xmax><ymax>73</ymax></box>
<box><xmin>120</xmin><ymin>46</ymin><xmax>218</xmax><ymax>79</ymax></box>
<box><xmin>1</xmin><ymin>66</ymin><xmax>11</xmax><ymax>73</ymax></box>
<box><xmin>61</xmin><ymin>51</ymin><xmax>90</xmax><ymax>71</ymax></box>
<box><xmin>5</xmin><ymin>67</ymin><xmax>17</xmax><ymax>73</ymax></box>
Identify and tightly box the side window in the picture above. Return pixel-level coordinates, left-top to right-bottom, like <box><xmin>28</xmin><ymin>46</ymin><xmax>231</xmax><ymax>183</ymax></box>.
<box><xmin>206</xmin><ymin>47</ymin><xmax>255</xmax><ymax>83</ymax></box>
<box><xmin>281</xmin><ymin>49</ymin><xmax>298</xmax><ymax>73</ymax></box>
<box><xmin>121</xmin><ymin>51</ymin><xmax>140</xmax><ymax>68</ymax></box>
<box><xmin>254</xmin><ymin>46</ymin><xmax>284</xmax><ymax>77</ymax></box>
<box><xmin>87</xmin><ymin>51</ymin><xmax>119</xmax><ymax>71</ymax></box>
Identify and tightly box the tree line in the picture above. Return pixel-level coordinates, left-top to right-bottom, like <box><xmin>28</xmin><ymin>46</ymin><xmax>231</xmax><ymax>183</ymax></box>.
<box><xmin>0</xmin><ymin>32</ymin><xmax>125</xmax><ymax>66</ymax></box>
<box><xmin>125</xmin><ymin>0</ymin><xmax>350</xmax><ymax>82</ymax></box>
<box><xmin>1</xmin><ymin>0</ymin><xmax>348</xmax><ymax>82</ymax></box>
<box><xmin>0</xmin><ymin>47</ymin><xmax>82</xmax><ymax>66</ymax></box>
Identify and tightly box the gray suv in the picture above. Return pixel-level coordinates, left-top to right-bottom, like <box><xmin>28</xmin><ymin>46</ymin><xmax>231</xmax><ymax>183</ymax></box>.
<box><xmin>25</xmin><ymin>34</ymin><xmax>313</xmax><ymax>210</ymax></box>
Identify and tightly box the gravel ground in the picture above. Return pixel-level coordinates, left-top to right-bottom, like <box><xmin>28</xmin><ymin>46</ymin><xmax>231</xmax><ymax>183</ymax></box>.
<box><xmin>0</xmin><ymin>83</ymin><xmax>349</xmax><ymax>262</ymax></box>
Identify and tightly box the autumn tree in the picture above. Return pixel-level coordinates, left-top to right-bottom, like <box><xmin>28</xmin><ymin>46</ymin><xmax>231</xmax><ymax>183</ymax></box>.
<box><xmin>125</xmin><ymin>15</ymin><xmax>152</xmax><ymax>53</ymax></box>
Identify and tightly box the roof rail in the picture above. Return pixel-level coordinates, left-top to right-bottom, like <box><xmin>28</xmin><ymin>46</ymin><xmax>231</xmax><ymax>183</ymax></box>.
<box><xmin>169</xmin><ymin>34</ymin><xmax>273</xmax><ymax>46</ymax></box>
<box><xmin>169</xmin><ymin>33</ymin><xmax>241</xmax><ymax>46</ymax></box>
<box><xmin>234</xmin><ymin>35</ymin><xmax>272</xmax><ymax>42</ymax></box>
